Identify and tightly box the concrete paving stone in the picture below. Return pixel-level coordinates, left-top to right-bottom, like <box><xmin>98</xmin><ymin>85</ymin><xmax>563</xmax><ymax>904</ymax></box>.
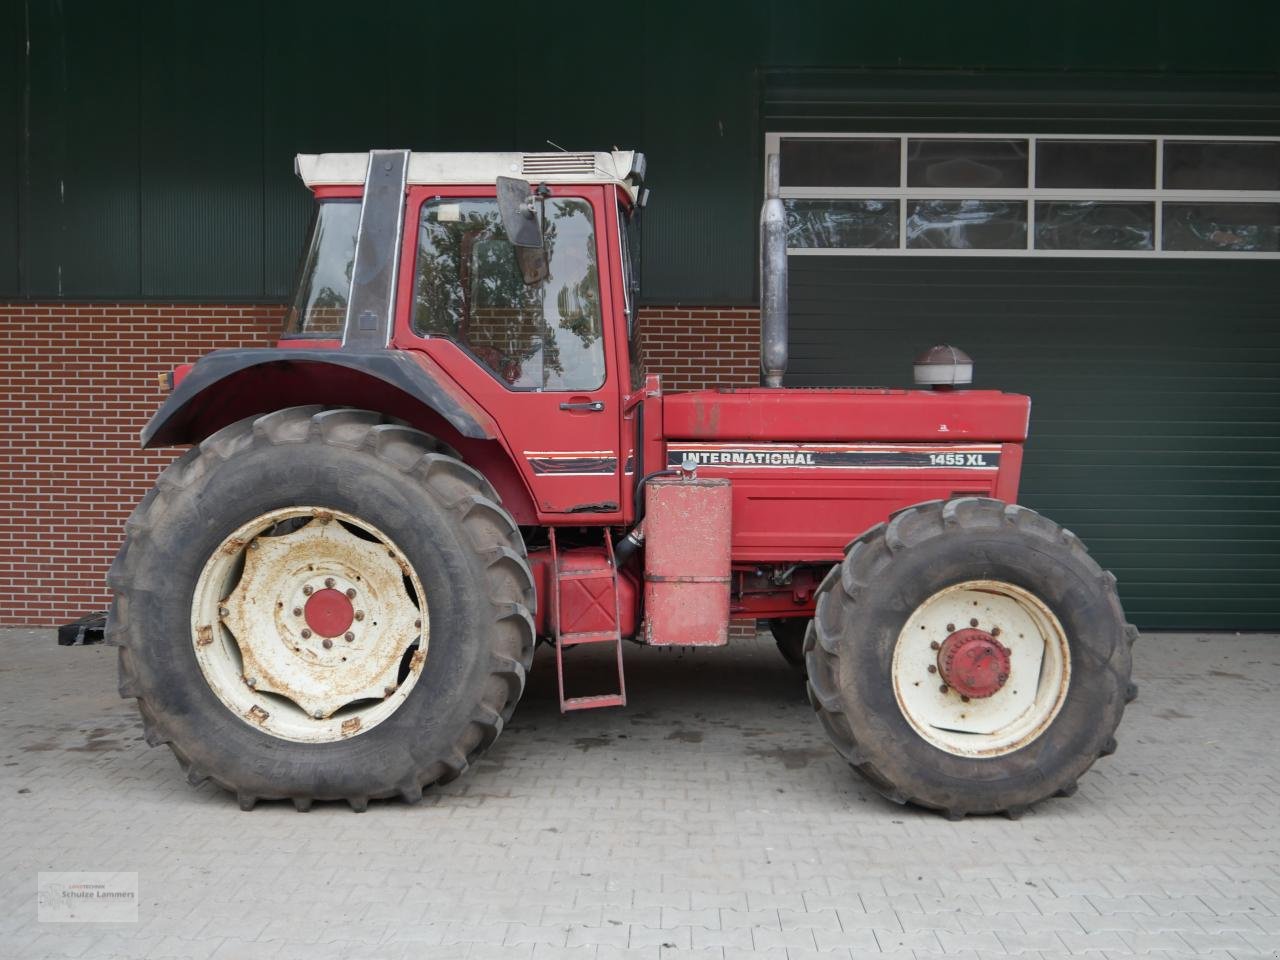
<box><xmin>750</xmin><ymin>926</ymin><xmax>816</xmax><ymax>951</ymax></box>
<box><xmin>660</xmin><ymin>907</ymin><xmax>721</xmax><ymax>929</ymax></box>
<box><xmin>1194</xmin><ymin>914</ymin><xmax>1268</xmax><ymax>935</ymax></box>
<box><xmin>144</xmin><ymin>936</ymin><xmax>224</xmax><ymax>959</ymax></box>
<box><xmin>722</xmin><ymin>908</ymin><xmax>782</xmax><ymax>930</ymax></box>
<box><xmin>471</xmin><ymin>946</ymin><xmax>536</xmax><ymax>960</ymax></box>
<box><xmin>777</xmin><ymin>908</ymin><xmax>840</xmax><ymax>931</ymax></box>
<box><xmin>691</xmin><ymin>925</ymin><xmax>755</xmax><ymax>950</ymax></box>
<box><xmin>529</xmin><ymin>945</ymin><xmax>597</xmax><ymax>960</ymax></box>
<box><xmin>630</xmin><ymin>924</ymin><xmax>693</xmax><ymax>950</ymax></box>
<box><xmin>872</xmin><ymin>928</ymin><xmax>943</xmax><ymax>952</ymax></box>
<box><xmin>1075</xmin><ymin>911</ymin><xmax>1147</xmax><ymax>933</ymax></box>
<box><xmin>1178</xmin><ymin>931</ymin><xmax>1254</xmax><ymax>952</ymax></box>
<box><xmin>1056</xmin><ymin>929</ymin><xmax>1137</xmax><ymax>952</ymax></box>
<box><xmin>994</xmin><ymin>930</ymin><xmax>1068</xmax><ymax>953</ymax></box>
<box><xmin>595</xmin><ymin>948</ymin><xmax>661</xmax><ymax>960</ymax></box>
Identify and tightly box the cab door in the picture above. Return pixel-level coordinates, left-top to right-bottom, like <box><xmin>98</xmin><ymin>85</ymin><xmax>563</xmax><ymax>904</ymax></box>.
<box><xmin>395</xmin><ymin>184</ymin><xmax>622</xmax><ymax>517</ymax></box>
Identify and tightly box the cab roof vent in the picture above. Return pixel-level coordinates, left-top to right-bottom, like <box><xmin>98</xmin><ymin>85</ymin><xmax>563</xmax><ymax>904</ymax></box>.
<box><xmin>522</xmin><ymin>152</ymin><xmax>600</xmax><ymax>177</ymax></box>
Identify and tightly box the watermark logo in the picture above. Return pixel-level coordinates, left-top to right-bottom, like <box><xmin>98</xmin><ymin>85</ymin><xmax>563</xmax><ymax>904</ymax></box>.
<box><xmin>38</xmin><ymin>872</ymin><xmax>138</xmax><ymax>923</ymax></box>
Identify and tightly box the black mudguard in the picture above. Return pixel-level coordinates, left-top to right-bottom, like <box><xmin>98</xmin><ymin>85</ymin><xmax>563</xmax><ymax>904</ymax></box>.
<box><xmin>141</xmin><ymin>348</ymin><xmax>496</xmax><ymax>447</ymax></box>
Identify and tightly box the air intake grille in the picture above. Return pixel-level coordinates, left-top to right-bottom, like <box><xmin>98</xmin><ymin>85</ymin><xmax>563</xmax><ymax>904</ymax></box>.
<box><xmin>522</xmin><ymin>153</ymin><xmax>600</xmax><ymax>177</ymax></box>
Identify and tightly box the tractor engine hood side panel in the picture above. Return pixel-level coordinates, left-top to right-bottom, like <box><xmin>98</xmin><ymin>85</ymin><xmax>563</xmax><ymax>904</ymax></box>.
<box><xmin>141</xmin><ymin>348</ymin><xmax>499</xmax><ymax>448</ymax></box>
<box><xmin>661</xmin><ymin>388</ymin><xmax>1030</xmax><ymax>443</ymax></box>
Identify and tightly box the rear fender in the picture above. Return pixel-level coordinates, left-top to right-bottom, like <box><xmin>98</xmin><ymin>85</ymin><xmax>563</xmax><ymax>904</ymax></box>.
<box><xmin>142</xmin><ymin>348</ymin><xmax>538</xmax><ymax>523</ymax></box>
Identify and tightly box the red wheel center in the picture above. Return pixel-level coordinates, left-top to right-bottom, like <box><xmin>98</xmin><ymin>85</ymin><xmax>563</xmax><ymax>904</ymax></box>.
<box><xmin>937</xmin><ymin>628</ymin><xmax>1010</xmax><ymax>699</ymax></box>
<box><xmin>304</xmin><ymin>588</ymin><xmax>354</xmax><ymax>638</ymax></box>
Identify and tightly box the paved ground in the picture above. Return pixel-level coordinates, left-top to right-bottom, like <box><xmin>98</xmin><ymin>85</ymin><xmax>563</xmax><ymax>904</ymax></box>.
<box><xmin>0</xmin><ymin>627</ymin><xmax>1277</xmax><ymax>960</ymax></box>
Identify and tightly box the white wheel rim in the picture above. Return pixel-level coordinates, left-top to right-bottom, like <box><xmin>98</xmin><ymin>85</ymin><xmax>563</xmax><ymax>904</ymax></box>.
<box><xmin>191</xmin><ymin>507</ymin><xmax>428</xmax><ymax>743</ymax></box>
<box><xmin>892</xmin><ymin>580</ymin><xmax>1070</xmax><ymax>758</ymax></box>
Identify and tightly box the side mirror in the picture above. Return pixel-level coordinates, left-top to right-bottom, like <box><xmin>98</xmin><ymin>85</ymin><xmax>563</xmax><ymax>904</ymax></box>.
<box><xmin>496</xmin><ymin>176</ymin><xmax>548</xmax><ymax>284</ymax></box>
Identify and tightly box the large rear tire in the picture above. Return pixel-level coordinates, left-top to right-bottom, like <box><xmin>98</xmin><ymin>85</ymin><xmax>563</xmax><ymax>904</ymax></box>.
<box><xmin>806</xmin><ymin>497</ymin><xmax>1136</xmax><ymax>818</ymax></box>
<box><xmin>107</xmin><ymin>406</ymin><xmax>535</xmax><ymax>811</ymax></box>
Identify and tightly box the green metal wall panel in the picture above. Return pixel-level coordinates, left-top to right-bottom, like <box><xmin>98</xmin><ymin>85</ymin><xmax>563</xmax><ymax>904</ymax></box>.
<box><xmin>0</xmin><ymin>1</ymin><xmax>20</xmax><ymax>296</ymax></box>
<box><xmin>787</xmin><ymin>257</ymin><xmax>1280</xmax><ymax>630</ymax></box>
<box><xmin>138</xmin><ymin>1</ymin><xmax>263</xmax><ymax>297</ymax></box>
<box><xmin>19</xmin><ymin>0</ymin><xmax>140</xmax><ymax>297</ymax></box>
<box><xmin>6</xmin><ymin>1</ymin><xmax>1280</xmax><ymax>301</ymax></box>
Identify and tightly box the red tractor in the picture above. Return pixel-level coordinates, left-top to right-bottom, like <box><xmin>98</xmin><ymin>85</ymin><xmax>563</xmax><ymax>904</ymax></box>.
<box><xmin>108</xmin><ymin>149</ymin><xmax>1136</xmax><ymax>817</ymax></box>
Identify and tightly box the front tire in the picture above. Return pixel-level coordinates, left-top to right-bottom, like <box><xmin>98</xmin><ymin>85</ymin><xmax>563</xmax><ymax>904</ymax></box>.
<box><xmin>806</xmin><ymin>497</ymin><xmax>1136</xmax><ymax>818</ymax></box>
<box><xmin>107</xmin><ymin>406</ymin><xmax>535</xmax><ymax>810</ymax></box>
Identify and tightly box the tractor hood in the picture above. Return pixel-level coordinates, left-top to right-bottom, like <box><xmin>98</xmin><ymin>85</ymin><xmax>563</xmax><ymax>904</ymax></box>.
<box><xmin>661</xmin><ymin>388</ymin><xmax>1030</xmax><ymax>443</ymax></box>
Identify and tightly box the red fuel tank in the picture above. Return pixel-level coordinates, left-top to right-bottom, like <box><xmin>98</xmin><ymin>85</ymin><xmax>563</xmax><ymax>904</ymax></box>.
<box><xmin>643</xmin><ymin>478</ymin><xmax>732</xmax><ymax>646</ymax></box>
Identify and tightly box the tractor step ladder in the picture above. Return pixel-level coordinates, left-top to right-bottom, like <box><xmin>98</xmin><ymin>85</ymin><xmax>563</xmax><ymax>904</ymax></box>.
<box><xmin>549</xmin><ymin>529</ymin><xmax>627</xmax><ymax>712</ymax></box>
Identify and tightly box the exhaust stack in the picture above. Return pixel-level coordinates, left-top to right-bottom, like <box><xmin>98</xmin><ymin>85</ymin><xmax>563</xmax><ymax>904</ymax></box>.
<box><xmin>760</xmin><ymin>153</ymin><xmax>788</xmax><ymax>388</ymax></box>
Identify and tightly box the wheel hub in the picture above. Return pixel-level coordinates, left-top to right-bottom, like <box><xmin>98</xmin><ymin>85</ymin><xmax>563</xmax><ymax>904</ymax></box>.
<box><xmin>304</xmin><ymin>588</ymin><xmax>355</xmax><ymax>637</ymax></box>
<box><xmin>193</xmin><ymin>508</ymin><xmax>428</xmax><ymax>738</ymax></box>
<box><xmin>937</xmin><ymin>628</ymin><xmax>1010</xmax><ymax>699</ymax></box>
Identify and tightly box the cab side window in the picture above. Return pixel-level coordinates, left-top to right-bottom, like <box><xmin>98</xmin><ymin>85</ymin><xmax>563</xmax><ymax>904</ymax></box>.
<box><xmin>412</xmin><ymin>197</ymin><xmax>605</xmax><ymax>390</ymax></box>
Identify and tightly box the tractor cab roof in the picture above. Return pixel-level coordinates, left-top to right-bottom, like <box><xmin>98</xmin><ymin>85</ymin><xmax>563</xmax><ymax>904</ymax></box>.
<box><xmin>295</xmin><ymin>150</ymin><xmax>646</xmax><ymax>201</ymax></box>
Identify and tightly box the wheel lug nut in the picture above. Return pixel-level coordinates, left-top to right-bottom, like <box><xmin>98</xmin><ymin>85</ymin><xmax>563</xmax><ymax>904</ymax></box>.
<box><xmin>961</xmin><ymin>695</ymin><xmax>970</xmax><ymax>703</ymax></box>
<box><xmin>946</xmin><ymin>623</ymin><xmax>955</xmax><ymax>632</ymax></box>
<box><xmin>929</xmin><ymin>641</ymin><xmax>940</xmax><ymax>651</ymax></box>
<box><xmin>991</xmin><ymin>626</ymin><xmax>1001</xmax><ymax>637</ymax></box>
<box><xmin>969</xmin><ymin>618</ymin><xmax>979</xmax><ymax>627</ymax></box>
<box><xmin>939</xmin><ymin>684</ymin><xmax>949</xmax><ymax>694</ymax></box>
<box><xmin>927</xmin><ymin>665</ymin><xmax>937</xmax><ymax>673</ymax></box>
<box><xmin>346</xmin><ymin>588</ymin><xmax>357</xmax><ymax>599</ymax></box>
<box><xmin>354</xmin><ymin>611</ymin><xmax>365</xmax><ymax>622</ymax></box>
<box><xmin>302</xmin><ymin>585</ymin><xmax>313</xmax><ymax>596</ymax></box>
<box><xmin>301</xmin><ymin>628</ymin><xmax>312</xmax><ymax>639</ymax></box>
<box><xmin>292</xmin><ymin>607</ymin><xmax>302</xmax><ymax>617</ymax></box>
<box><xmin>325</xmin><ymin>577</ymin><xmax>335</xmax><ymax>589</ymax></box>
<box><xmin>322</xmin><ymin>638</ymin><xmax>333</xmax><ymax>649</ymax></box>
<box><xmin>344</xmin><ymin>632</ymin><xmax>355</xmax><ymax>642</ymax></box>
<box><xmin>244</xmin><ymin>676</ymin><xmax>257</xmax><ymax>688</ymax></box>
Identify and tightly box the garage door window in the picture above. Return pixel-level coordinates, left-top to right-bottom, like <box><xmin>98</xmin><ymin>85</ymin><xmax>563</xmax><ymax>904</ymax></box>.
<box><xmin>769</xmin><ymin>134</ymin><xmax>1280</xmax><ymax>258</ymax></box>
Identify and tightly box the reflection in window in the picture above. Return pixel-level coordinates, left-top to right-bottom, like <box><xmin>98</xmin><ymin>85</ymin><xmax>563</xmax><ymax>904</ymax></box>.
<box><xmin>413</xmin><ymin>198</ymin><xmax>605</xmax><ymax>390</ymax></box>
<box><xmin>784</xmin><ymin>199</ymin><xmax>898</xmax><ymax>248</ymax></box>
<box><xmin>1035</xmin><ymin>202</ymin><xmax>1154</xmax><ymax>251</ymax></box>
<box><xmin>1163</xmin><ymin>202</ymin><xmax>1280</xmax><ymax>252</ymax></box>
<box><xmin>1164</xmin><ymin>142</ymin><xmax>1280</xmax><ymax>192</ymax></box>
<box><xmin>284</xmin><ymin>200</ymin><xmax>360</xmax><ymax>336</ymax></box>
<box><xmin>907</xmin><ymin>139</ymin><xmax>1028</xmax><ymax>188</ymax></box>
<box><xmin>907</xmin><ymin>200</ymin><xmax>1027</xmax><ymax>249</ymax></box>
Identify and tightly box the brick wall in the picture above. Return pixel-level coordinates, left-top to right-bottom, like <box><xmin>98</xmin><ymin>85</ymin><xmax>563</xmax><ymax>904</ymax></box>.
<box><xmin>0</xmin><ymin>303</ymin><xmax>758</xmax><ymax>627</ymax></box>
<box><xmin>0</xmin><ymin>304</ymin><xmax>283</xmax><ymax>627</ymax></box>
<box><xmin>633</xmin><ymin>307</ymin><xmax>760</xmax><ymax>391</ymax></box>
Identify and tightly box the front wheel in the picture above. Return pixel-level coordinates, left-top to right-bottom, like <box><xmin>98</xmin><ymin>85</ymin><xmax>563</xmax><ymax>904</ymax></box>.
<box><xmin>806</xmin><ymin>497</ymin><xmax>1136</xmax><ymax>818</ymax></box>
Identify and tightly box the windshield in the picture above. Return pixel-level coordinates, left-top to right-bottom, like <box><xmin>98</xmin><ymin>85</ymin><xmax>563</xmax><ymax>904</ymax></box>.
<box><xmin>283</xmin><ymin>200</ymin><xmax>360</xmax><ymax>336</ymax></box>
<box><xmin>412</xmin><ymin>197</ymin><xmax>605</xmax><ymax>391</ymax></box>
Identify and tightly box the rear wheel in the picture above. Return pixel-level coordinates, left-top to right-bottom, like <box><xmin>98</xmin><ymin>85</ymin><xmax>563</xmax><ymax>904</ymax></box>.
<box><xmin>107</xmin><ymin>406</ymin><xmax>535</xmax><ymax>810</ymax></box>
<box><xmin>806</xmin><ymin>497</ymin><xmax>1136</xmax><ymax>818</ymax></box>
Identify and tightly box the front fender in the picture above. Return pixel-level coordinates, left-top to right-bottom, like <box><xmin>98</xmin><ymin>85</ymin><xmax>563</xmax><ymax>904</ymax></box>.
<box><xmin>142</xmin><ymin>348</ymin><xmax>498</xmax><ymax>447</ymax></box>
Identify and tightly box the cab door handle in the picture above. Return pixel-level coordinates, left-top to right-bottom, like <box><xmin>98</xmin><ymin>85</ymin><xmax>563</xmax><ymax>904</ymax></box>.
<box><xmin>559</xmin><ymin>400</ymin><xmax>605</xmax><ymax>412</ymax></box>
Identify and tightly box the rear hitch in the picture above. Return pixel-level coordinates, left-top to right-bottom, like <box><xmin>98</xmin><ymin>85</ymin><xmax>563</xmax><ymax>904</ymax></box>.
<box><xmin>58</xmin><ymin>611</ymin><xmax>108</xmax><ymax>646</ymax></box>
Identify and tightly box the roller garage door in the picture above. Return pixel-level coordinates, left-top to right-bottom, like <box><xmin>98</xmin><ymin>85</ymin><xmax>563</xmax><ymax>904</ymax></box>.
<box><xmin>766</xmin><ymin>74</ymin><xmax>1280</xmax><ymax>629</ymax></box>
<box><xmin>786</xmin><ymin>256</ymin><xmax>1280</xmax><ymax>630</ymax></box>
